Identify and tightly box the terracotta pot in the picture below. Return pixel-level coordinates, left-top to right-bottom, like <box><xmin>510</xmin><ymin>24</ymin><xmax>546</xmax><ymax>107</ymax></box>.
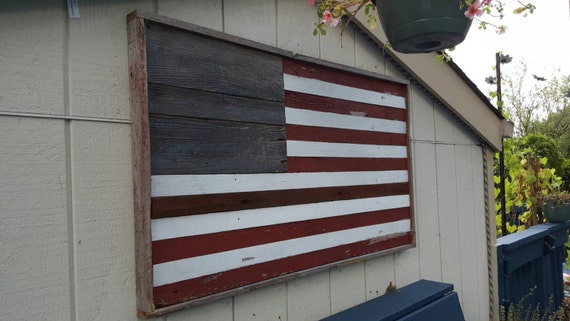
<box><xmin>373</xmin><ymin>0</ymin><xmax>473</xmax><ymax>53</ymax></box>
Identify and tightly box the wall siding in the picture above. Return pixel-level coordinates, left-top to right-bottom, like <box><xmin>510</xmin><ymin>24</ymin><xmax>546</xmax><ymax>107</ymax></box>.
<box><xmin>72</xmin><ymin>122</ymin><xmax>136</xmax><ymax>321</ymax></box>
<box><xmin>287</xmin><ymin>272</ymin><xmax>331</xmax><ymax>321</ymax></box>
<box><xmin>413</xmin><ymin>142</ymin><xmax>443</xmax><ymax>282</ymax></box>
<box><xmin>0</xmin><ymin>1</ymin><xmax>65</xmax><ymax>114</ymax></box>
<box><xmin>0</xmin><ymin>117</ymin><xmax>70</xmax><ymax>321</ymax></box>
<box><xmin>69</xmin><ymin>0</ymin><xmax>151</xmax><ymax>119</ymax></box>
<box><xmin>0</xmin><ymin>1</ymin><xmax>492</xmax><ymax>321</ymax></box>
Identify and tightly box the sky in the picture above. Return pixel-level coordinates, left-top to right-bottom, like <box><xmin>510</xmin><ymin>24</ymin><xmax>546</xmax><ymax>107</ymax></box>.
<box><xmin>450</xmin><ymin>0</ymin><xmax>570</xmax><ymax>94</ymax></box>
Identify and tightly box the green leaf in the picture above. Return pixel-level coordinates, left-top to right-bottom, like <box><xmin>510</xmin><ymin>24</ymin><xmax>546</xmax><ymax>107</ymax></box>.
<box><xmin>539</xmin><ymin>157</ymin><xmax>548</xmax><ymax>165</ymax></box>
<box><xmin>513</xmin><ymin>7</ymin><xmax>527</xmax><ymax>14</ymax></box>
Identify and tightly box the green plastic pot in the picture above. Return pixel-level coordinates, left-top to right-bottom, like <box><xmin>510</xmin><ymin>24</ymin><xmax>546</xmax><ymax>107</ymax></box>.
<box><xmin>542</xmin><ymin>200</ymin><xmax>570</xmax><ymax>223</ymax></box>
<box><xmin>373</xmin><ymin>0</ymin><xmax>473</xmax><ymax>54</ymax></box>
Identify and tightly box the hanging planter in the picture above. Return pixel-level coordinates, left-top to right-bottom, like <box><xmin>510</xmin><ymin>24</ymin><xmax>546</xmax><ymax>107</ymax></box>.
<box><xmin>373</xmin><ymin>0</ymin><xmax>473</xmax><ymax>53</ymax></box>
<box><xmin>310</xmin><ymin>1</ymin><xmax>535</xmax><ymax>55</ymax></box>
<box><xmin>542</xmin><ymin>196</ymin><xmax>570</xmax><ymax>223</ymax></box>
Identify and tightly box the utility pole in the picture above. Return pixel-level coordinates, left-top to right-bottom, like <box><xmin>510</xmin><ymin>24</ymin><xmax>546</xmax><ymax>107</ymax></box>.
<box><xmin>496</xmin><ymin>52</ymin><xmax>508</xmax><ymax>236</ymax></box>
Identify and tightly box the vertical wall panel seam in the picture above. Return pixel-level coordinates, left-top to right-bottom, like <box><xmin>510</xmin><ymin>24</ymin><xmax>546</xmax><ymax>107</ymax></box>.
<box><xmin>352</xmin><ymin>27</ymin><xmax>357</xmax><ymax>69</ymax></box>
<box><xmin>452</xmin><ymin>144</ymin><xmax>465</xmax><ymax>304</ymax></box>
<box><xmin>274</xmin><ymin>0</ymin><xmax>279</xmax><ymax>48</ymax></box>
<box><xmin>408</xmin><ymin>88</ymin><xmax>422</xmax><ymax>280</ymax></box>
<box><xmin>327</xmin><ymin>270</ymin><xmax>333</xmax><ymax>316</ymax></box>
<box><xmin>433</xmin><ymin>100</ymin><xmax>444</xmax><ymax>283</ymax></box>
<box><xmin>284</xmin><ymin>281</ymin><xmax>289</xmax><ymax>321</ymax></box>
<box><xmin>221</xmin><ymin>0</ymin><xmax>226</xmax><ymax>34</ymax></box>
<box><xmin>362</xmin><ymin>262</ymin><xmax>368</xmax><ymax>301</ymax></box>
<box><xmin>434</xmin><ymin>98</ymin><xmax>443</xmax><ymax>282</ymax></box>
<box><xmin>63</xmin><ymin>2</ymin><xmax>77</xmax><ymax>320</ymax></box>
<box><xmin>232</xmin><ymin>296</ymin><xmax>236</xmax><ymax>321</ymax></box>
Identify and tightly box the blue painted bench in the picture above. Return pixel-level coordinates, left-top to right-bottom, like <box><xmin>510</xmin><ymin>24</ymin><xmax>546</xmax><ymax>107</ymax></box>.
<box><xmin>320</xmin><ymin>279</ymin><xmax>465</xmax><ymax>321</ymax></box>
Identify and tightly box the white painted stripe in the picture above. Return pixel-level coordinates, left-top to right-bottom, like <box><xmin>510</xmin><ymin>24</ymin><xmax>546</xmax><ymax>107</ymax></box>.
<box><xmin>153</xmin><ymin>219</ymin><xmax>411</xmax><ymax>286</ymax></box>
<box><xmin>152</xmin><ymin>194</ymin><xmax>410</xmax><ymax>240</ymax></box>
<box><xmin>283</xmin><ymin>74</ymin><xmax>406</xmax><ymax>109</ymax></box>
<box><xmin>287</xmin><ymin>141</ymin><xmax>408</xmax><ymax>158</ymax></box>
<box><xmin>151</xmin><ymin>170</ymin><xmax>408</xmax><ymax>197</ymax></box>
<box><xmin>285</xmin><ymin>107</ymin><xmax>406</xmax><ymax>134</ymax></box>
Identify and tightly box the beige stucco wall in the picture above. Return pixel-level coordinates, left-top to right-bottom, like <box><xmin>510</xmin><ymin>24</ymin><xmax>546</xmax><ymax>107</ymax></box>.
<box><xmin>0</xmin><ymin>1</ymin><xmax>497</xmax><ymax>320</ymax></box>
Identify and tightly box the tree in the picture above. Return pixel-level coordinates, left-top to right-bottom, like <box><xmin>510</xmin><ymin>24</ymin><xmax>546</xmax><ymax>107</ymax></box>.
<box><xmin>494</xmin><ymin>65</ymin><xmax>570</xmax><ymax>236</ymax></box>
<box><xmin>534</xmin><ymin>107</ymin><xmax>570</xmax><ymax>158</ymax></box>
<box><xmin>519</xmin><ymin>134</ymin><xmax>564</xmax><ymax>171</ymax></box>
<box><xmin>524</xmin><ymin>74</ymin><xmax>570</xmax><ymax>188</ymax></box>
<box><xmin>495</xmin><ymin>137</ymin><xmax>564</xmax><ymax>235</ymax></box>
<box><xmin>500</xmin><ymin>62</ymin><xmax>570</xmax><ymax>138</ymax></box>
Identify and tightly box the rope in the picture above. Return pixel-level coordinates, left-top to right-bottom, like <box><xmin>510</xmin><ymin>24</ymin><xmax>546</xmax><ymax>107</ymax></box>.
<box><xmin>482</xmin><ymin>144</ymin><xmax>495</xmax><ymax>320</ymax></box>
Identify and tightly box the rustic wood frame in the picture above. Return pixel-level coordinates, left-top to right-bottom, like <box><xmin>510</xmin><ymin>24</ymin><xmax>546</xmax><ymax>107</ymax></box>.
<box><xmin>127</xmin><ymin>10</ymin><xmax>414</xmax><ymax>318</ymax></box>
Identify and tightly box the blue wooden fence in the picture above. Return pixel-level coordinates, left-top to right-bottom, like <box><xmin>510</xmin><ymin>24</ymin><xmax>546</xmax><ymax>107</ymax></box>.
<box><xmin>497</xmin><ymin>223</ymin><xmax>570</xmax><ymax>313</ymax></box>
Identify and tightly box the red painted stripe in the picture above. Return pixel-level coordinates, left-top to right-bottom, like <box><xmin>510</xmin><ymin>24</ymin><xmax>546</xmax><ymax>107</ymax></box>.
<box><xmin>287</xmin><ymin>157</ymin><xmax>408</xmax><ymax>173</ymax></box>
<box><xmin>151</xmin><ymin>183</ymin><xmax>409</xmax><ymax>218</ymax></box>
<box><xmin>285</xmin><ymin>91</ymin><xmax>407</xmax><ymax>121</ymax></box>
<box><xmin>153</xmin><ymin>233</ymin><xmax>413</xmax><ymax>307</ymax></box>
<box><xmin>286</xmin><ymin>124</ymin><xmax>407</xmax><ymax>146</ymax></box>
<box><xmin>283</xmin><ymin>58</ymin><xmax>407</xmax><ymax>98</ymax></box>
<box><xmin>152</xmin><ymin>208</ymin><xmax>410</xmax><ymax>263</ymax></box>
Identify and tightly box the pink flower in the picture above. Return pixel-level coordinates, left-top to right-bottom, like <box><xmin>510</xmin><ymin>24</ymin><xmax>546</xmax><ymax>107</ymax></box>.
<box><xmin>465</xmin><ymin>0</ymin><xmax>484</xmax><ymax>19</ymax></box>
<box><xmin>481</xmin><ymin>0</ymin><xmax>492</xmax><ymax>6</ymax></box>
<box><xmin>322</xmin><ymin>10</ymin><xmax>340</xmax><ymax>27</ymax></box>
<box><xmin>306</xmin><ymin>0</ymin><xmax>315</xmax><ymax>5</ymax></box>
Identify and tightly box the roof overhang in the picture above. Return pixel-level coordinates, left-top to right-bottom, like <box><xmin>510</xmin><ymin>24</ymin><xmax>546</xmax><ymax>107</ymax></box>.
<box><xmin>353</xmin><ymin>12</ymin><xmax>511</xmax><ymax>150</ymax></box>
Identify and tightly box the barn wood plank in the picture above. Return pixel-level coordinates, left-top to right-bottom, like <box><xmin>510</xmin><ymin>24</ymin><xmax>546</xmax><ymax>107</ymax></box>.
<box><xmin>148</xmin><ymin>83</ymin><xmax>285</xmax><ymax>126</ymax></box>
<box><xmin>152</xmin><ymin>208</ymin><xmax>411</xmax><ymax>263</ymax></box>
<box><xmin>285</xmin><ymin>91</ymin><xmax>407</xmax><ymax>122</ymax></box>
<box><xmin>145</xmin><ymin>21</ymin><xmax>284</xmax><ymax>102</ymax></box>
<box><xmin>149</xmin><ymin>115</ymin><xmax>286</xmax><ymax>175</ymax></box>
<box><xmin>127</xmin><ymin>15</ymin><xmax>155</xmax><ymax>316</ymax></box>
<box><xmin>151</xmin><ymin>182</ymin><xmax>410</xmax><ymax>218</ymax></box>
<box><xmin>152</xmin><ymin>234</ymin><xmax>413</xmax><ymax>308</ymax></box>
<box><xmin>283</xmin><ymin>58</ymin><xmax>407</xmax><ymax>97</ymax></box>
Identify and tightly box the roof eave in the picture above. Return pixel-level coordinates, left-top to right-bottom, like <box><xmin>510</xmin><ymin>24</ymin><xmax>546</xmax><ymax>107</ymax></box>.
<box><xmin>352</xmin><ymin>13</ymin><xmax>508</xmax><ymax>150</ymax></box>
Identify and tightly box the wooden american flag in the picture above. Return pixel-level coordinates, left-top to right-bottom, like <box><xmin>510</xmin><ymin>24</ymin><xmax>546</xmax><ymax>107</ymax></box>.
<box><xmin>147</xmin><ymin>59</ymin><xmax>412</xmax><ymax>308</ymax></box>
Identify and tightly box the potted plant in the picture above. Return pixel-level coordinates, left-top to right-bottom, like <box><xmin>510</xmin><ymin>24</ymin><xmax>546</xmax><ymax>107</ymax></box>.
<box><xmin>372</xmin><ymin>0</ymin><xmax>474</xmax><ymax>53</ymax></box>
<box><xmin>308</xmin><ymin>0</ymin><xmax>536</xmax><ymax>54</ymax></box>
<box><xmin>542</xmin><ymin>193</ymin><xmax>570</xmax><ymax>223</ymax></box>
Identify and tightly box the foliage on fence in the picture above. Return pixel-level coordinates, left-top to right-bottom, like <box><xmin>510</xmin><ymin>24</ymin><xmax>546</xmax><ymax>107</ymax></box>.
<box><xmin>499</xmin><ymin>292</ymin><xmax>570</xmax><ymax>321</ymax></box>
<box><xmin>495</xmin><ymin>138</ymin><xmax>564</xmax><ymax>236</ymax></box>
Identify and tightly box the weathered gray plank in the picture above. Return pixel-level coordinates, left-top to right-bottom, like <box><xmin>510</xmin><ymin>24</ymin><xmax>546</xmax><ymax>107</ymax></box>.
<box><xmin>127</xmin><ymin>14</ymin><xmax>154</xmax><ymax>316</ymax></box>
<box><xmin>149</xmin><ymin>115</ymin><xmax>286</xmax><ymax>175</ymax></box>
<box><xmin>148</xmin><ymin>83</ymin><xmax>285</xmax><ymax>125</ymax></box>
<box><xmin>145</xmin><ymin>21</ymin><xmax>284</xmax><ymax>102</ymax></box>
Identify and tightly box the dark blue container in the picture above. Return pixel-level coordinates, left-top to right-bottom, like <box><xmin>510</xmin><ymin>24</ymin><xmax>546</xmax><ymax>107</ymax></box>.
<box><xmin>497</xmin><ymin>223</ymin><xmax>570</xmax><ymax>313</ymax></box>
